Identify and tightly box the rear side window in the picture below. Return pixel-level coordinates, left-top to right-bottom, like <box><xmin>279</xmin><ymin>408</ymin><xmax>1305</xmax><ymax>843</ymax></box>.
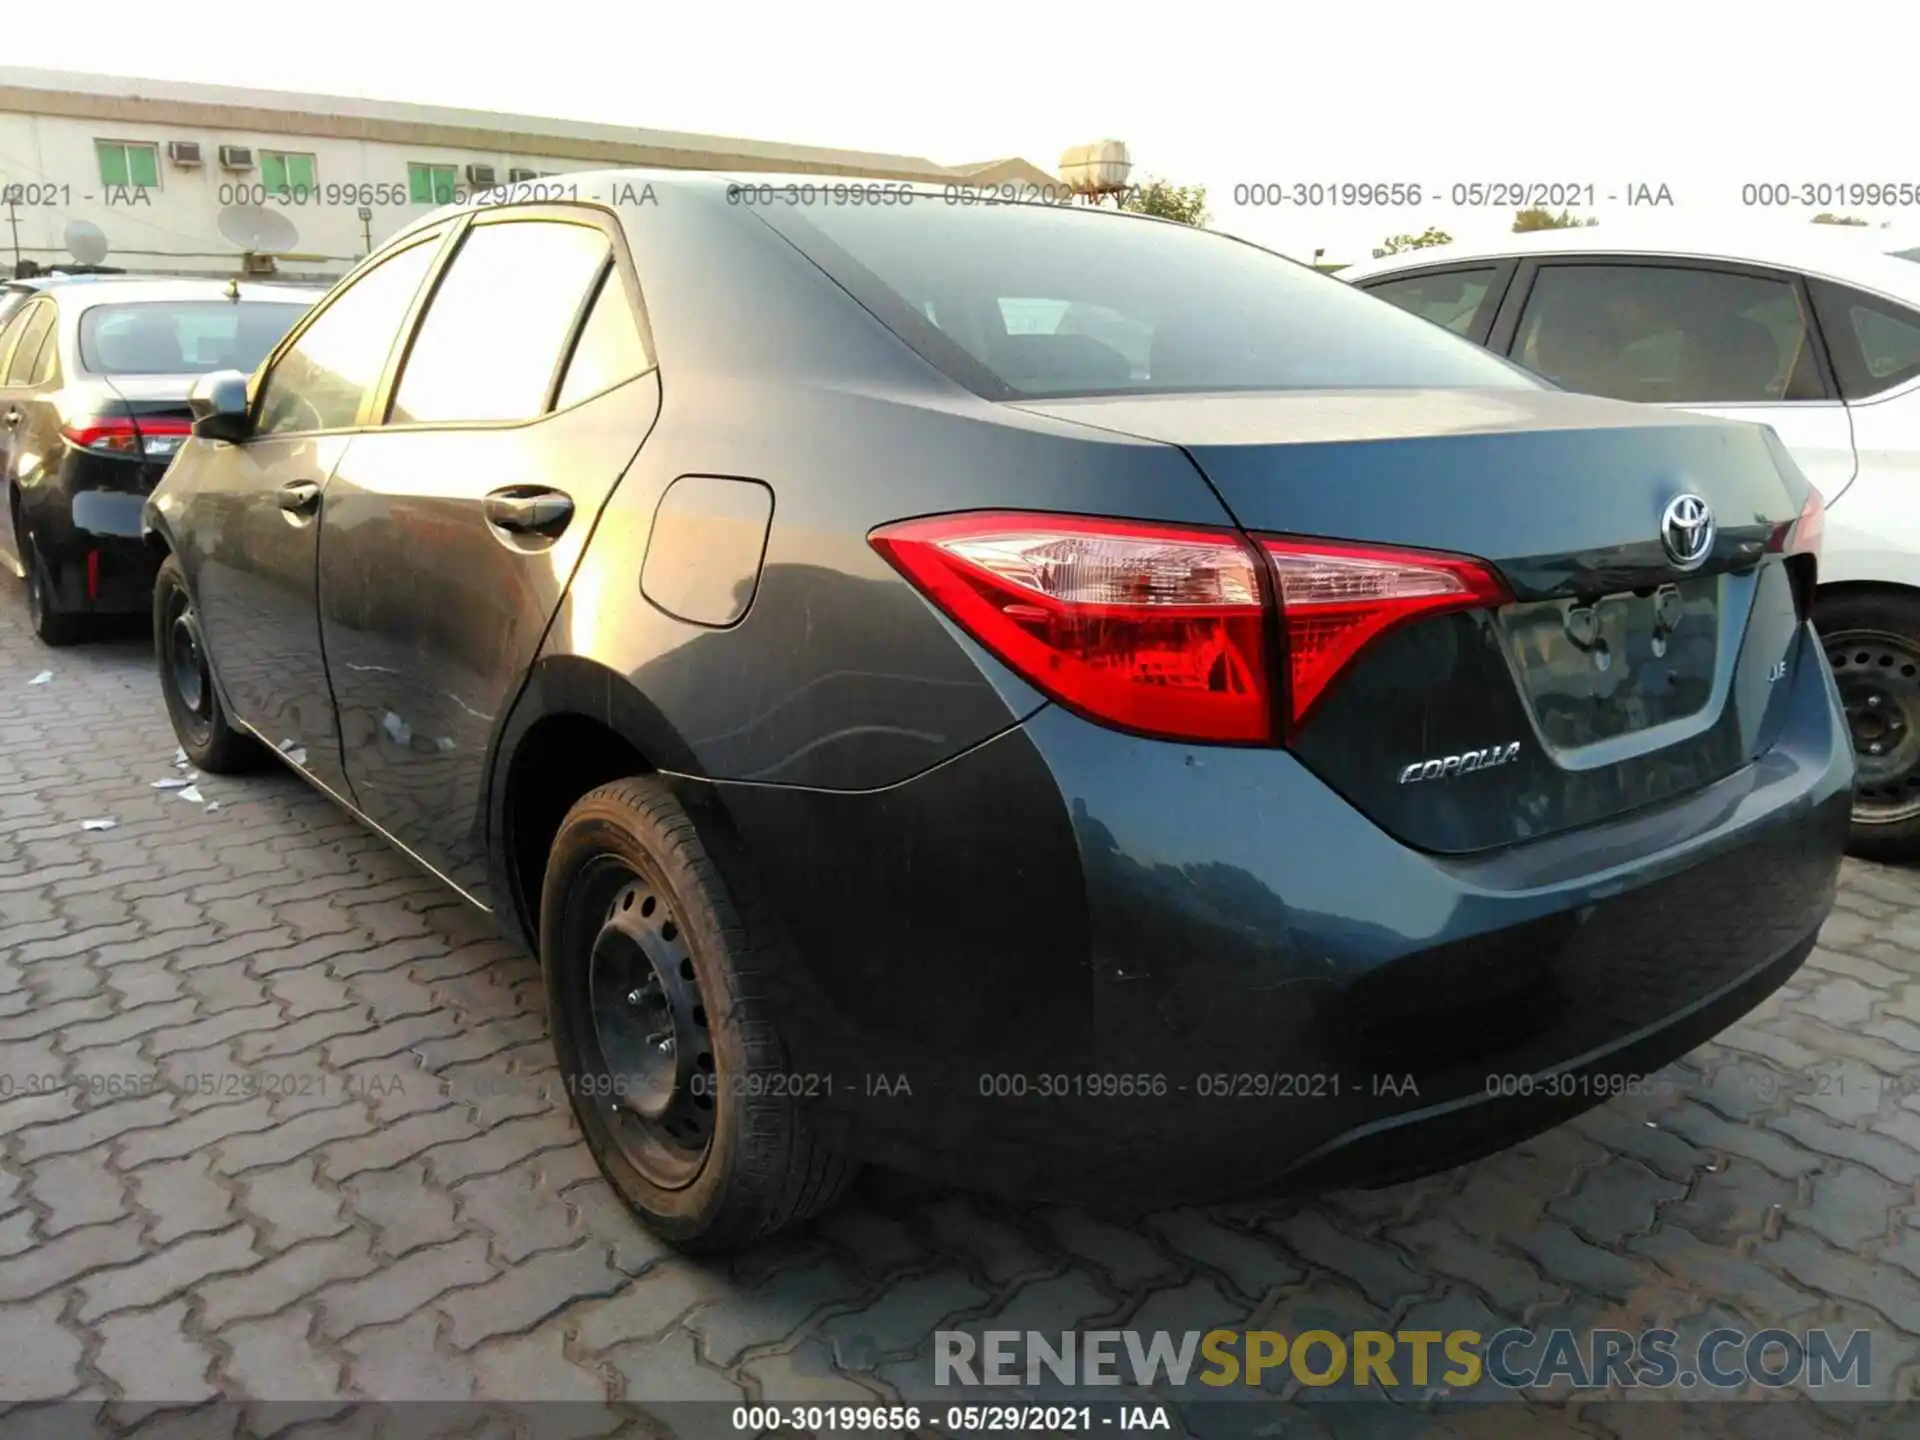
<box><xmin>1809</xmin><ymin>278</ymin><xmax>1920</xmax><ymax>399</ymax></box>
<box><xmin>554</xmin><ymin>266</ymin><xmax>652</xmax><ymax>409</ymax></box>
<box><xmin>3</xmin><ymin>302</ymin><xmax>53</xmax><ymax>386</ymax></box>
<box><xmin>78</xmin><ymin>301</ymin><xmax>310</xmax><ymax>376</ymax></box>
<box><xmin>390</xmin><ymin>219</ymin><xmax>611</xmax><ymax>425</ymax></box>
<box><xmin>1363</xmin><ymin>268</ymin><xmax>1501</xmax><ymax>338</ymax></box>
<box><xmin>754</xmin><ymin>201</ymin><xmax>1536</xmax><ymax>399</ymax></box>
<box><xmin>256</xmin><ymin>239</ymin><xmax>440</xmax><ymax>436</ymax></box>
<box><xmin>1511</xmin><ymin>263</ymin><xmax>1824</xmax><ymax>404</ymax></box>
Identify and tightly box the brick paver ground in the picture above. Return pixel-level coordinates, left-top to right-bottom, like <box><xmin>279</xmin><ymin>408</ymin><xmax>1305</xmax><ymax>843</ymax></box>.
<box><xmin>4</xmin><ymin>591</ymin><xmax>1920</xmax><ymax>1436</ymax></box>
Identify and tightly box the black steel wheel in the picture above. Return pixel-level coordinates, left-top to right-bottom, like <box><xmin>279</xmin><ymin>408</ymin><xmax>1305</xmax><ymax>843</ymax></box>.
<box><xmin>1818</xmin><ymin>590</ymin><xmax>1920</xmax><ymax>860</ymax></box>
<box><xmin>153</xmin><ymin>554</ymin><xmax>262</xmax><ymax>773</ymax></box>
<box><xmin>23</xmin><ymin>529</ymin><xmax>81</xmax><ymax>646</ymax></box>
<box><xmin>580</xmin><ymin>859</ymin><xmax>716</xmax><ymax>1186</ymax></box>
<box><xmin>542</xmin><ymin>776</ymin><xmax>855</xmax><ymax>1250</ymax></box>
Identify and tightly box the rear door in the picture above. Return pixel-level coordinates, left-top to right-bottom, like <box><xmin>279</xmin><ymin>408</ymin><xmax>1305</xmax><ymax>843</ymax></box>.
<box><xmin>1354</xmin><ymin>261</ymin><xmax>1517</xmax><ymax>345</ymax></box>
<box><xmin>318</xmin><ymin>205</ymin><xmax>660</xmax><ymax>904</ymax></box>
<box><xmin>1490</xmin><ymin>255</ymin><xmax>1861</xmax><ymax>503</ymax></box>
<box><xmin>178</xmin><ymin>232</ymin><xmax>449</xmax><ymax>802</ymax></box>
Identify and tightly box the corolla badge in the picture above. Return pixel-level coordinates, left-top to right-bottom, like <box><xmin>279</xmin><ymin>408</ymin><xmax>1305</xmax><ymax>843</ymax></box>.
<box><xmin>1661</xmin><ymin>493</ymin><xmax>1715</xmax><ymax>570</ymax></box>
<box><xmin>1397</xmin><ymin>742</ymin><xmax>1522</xmax><ymax>784</ymax></box>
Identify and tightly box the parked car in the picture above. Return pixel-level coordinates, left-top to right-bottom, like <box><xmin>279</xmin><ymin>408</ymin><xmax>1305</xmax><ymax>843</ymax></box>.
<box><xmin>143</xmin><ymin>173</ymin><xmax>1851</xmax><ymax>1250</ymax></box>
<box><xmin>1341</xmin><ymin>225</ymin><xmax>1920</xmax><ymax>857</ymax></box>
<box><xmin>0</xmin><ymin>276</ymin><xmax>318</xmax><ymax>644</ymax></box>
<box><xmin>0</xmin><ymin>269</ymin><xmax>128</xmax><ymax>330</ymax></box>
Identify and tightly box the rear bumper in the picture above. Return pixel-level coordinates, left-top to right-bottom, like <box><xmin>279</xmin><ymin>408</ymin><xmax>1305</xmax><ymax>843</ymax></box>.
<box><xmin>25</xmin><ymin>453</ymin><xmax>162</xmax><ymax>614</ymax></box>
<box><xmin>694</xmin><ymin>620</ymin><xmax>1852</xmax><ymax>1202</ymax></box>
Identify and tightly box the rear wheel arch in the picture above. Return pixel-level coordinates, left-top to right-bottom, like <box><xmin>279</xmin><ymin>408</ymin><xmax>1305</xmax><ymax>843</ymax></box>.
<box><xmin>487</xmin><ymin>655</ymin><xmax>711</xmax><ymax>951</ymax></box>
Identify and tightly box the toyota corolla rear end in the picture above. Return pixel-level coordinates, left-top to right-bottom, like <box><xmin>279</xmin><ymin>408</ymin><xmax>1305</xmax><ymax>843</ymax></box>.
<box><xmin>42</xmin><ymin>292</ymin><xmax>311</xmax><ymax>613</ymax></box>
<box><xmin>717</xmin><ymin>196</ymin><xmax>1852</xmax><ymax>1203</ymax></box>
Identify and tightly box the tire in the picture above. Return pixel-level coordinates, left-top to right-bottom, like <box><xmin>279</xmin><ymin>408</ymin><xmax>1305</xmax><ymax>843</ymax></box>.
<box><xmin>22</xmin><ymin>528</ymin><xmax>83</xmax><ymax>647</ymax></box>
<box><xmin>154</xmin><ymin>554</ymin><xmax>262</xmax><ymax>774</ymax></box>
<box><xmin>541</xmin><ymin>776</ymin><xmax>855</xmax><ymax>1251</ymax></box>
<box><xmin>1817</xmin><ymin>589</ymin><xmax>1920</xmax><ymax>861</ymax></box>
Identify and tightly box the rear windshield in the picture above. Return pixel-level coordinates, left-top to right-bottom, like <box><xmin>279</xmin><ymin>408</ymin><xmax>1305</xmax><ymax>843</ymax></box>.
<box><xmin>78</xmin><ymin>300</ymin><xmax>311</xmax><ymax>376</ymax></box>
<box><xmin>755</xmin><ymin>200</ymin><xmax>1539</xmax><ymax>399</ymax></box>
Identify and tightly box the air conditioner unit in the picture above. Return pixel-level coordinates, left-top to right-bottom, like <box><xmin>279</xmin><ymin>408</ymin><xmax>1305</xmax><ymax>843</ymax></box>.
<box><xmin>465</xmin><ymin>163</ymin><xmax>497</xmax><ymax>187</ymax></box>
<box><xmin>218</xmin><ymin>145</ymin><xmax>255</xmax><ymax>171</ymax></box>
<box><xmin>242</xmin><ymin>252</ymin><xmax>278</xmax><ymax>275</ymax></box>
<box><xmin>167</xmin><ymin>141</ymin><xmax>203</xmax><ymax>167</ymax></box>
<box><xmin>507</xmin><ymin>167</ymin><xmax>537</xmax><ymax>184</ymax></box>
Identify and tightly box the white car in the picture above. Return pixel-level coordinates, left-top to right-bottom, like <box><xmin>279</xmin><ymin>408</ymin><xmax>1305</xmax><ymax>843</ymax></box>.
<box><xmin>1341</xmin><ymin>224</ymin><xmax>1920</xmax><ymax>858</ymax></box>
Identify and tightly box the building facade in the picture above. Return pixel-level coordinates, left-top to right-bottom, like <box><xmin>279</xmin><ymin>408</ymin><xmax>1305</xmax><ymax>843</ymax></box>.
<box><xmin>0</xmin><ymin>67</ymin><xmax>1056</xmax><ymax>282</ymax></box>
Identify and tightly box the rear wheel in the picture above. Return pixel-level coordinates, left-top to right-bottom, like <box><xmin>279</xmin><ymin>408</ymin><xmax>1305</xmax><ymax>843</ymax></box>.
<box><xmin>154</xmin><ymin>554</ymin><xmax>261</xmax><ymax>774</ymax></box>
<box><xmin>1819</xmin><ymin>589</ymin><xmax>1920</xmax><ymax>860</ymax></box>
<box><xmin>23</xmin><ymin>529</ymin><xmax>82</xmax><ymax>647</ymax></box>
<box><xmin>541</xmin><ymin>777</ymin><xmax>854</xmax><ymax>1251</ymax></box>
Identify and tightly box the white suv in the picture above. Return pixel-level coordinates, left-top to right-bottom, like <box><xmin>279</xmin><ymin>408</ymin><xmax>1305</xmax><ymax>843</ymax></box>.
<box><xmin>1342</xmin><ymin>225</ymin><xmax>1920</xmax><ymax>858</ymax></box>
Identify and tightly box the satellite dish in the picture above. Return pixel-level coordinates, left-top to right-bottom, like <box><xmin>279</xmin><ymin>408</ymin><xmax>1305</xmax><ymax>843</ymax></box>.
<box><xmin>64</xmin><ymin>219</ymin><xmax>110</xmax><ymax>267</ymax></box>
<box><xmin>216</xmin><ymin>205</ymin><xmax>301</xmax><ymax>255</ymax></box>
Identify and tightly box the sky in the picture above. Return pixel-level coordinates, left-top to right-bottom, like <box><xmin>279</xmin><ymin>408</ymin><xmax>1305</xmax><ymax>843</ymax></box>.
<box><xmin>5</xmin><ymin>0</ymin><xmax>1917</xmax><ymax>263</ymax></box>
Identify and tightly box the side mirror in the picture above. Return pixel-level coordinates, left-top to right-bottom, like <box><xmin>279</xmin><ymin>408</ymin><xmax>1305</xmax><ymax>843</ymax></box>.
<box><xmin>189</xmin><ymin>370</ymin><xmax>253</xmax><ymax>442</ymax></box>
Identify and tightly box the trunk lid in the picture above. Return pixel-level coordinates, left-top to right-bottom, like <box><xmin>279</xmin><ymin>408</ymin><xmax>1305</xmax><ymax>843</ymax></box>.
<box><xmin>1014</xmin><ymin>388</ymin><xmax>1816</xmax><ymax>853</ymax></box>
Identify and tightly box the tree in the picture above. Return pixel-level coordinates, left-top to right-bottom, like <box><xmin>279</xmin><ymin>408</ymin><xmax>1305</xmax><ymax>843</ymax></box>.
<box><xmin>1117</xmin><ymin>178</ymin><xmax>1209</xmax><ymax>227</ymax></box>
<box><xmin>1372</xmin><ymin>226</ymin><xmax>1452</xmax><ymax>258</ymax></box>
<box><xmin>1812</xmin><ymin>212</ymin><xmax>1869</xmax><ymax>226</ymax></box>
<box><xmin>1513</xmin><ymin>208</ymin><xmax>1599</xmax><ymax>232</ymax></box>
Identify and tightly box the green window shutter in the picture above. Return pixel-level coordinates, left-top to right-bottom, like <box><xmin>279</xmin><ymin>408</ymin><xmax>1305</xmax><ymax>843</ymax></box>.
<box><xmin>97</xmin><ymin>142</ymin><xmax>129</xmax><ymax>187</ymax></box>
<box><xmin>289</xmin><ymin>154</ymin><xmax>316</xmax><ymax>191</ymax></box>
<box><xmin>409</xmin><ymin>164</ymin><xmax>433</xmax><ymax>204</ymax></box>
<box><xmin>261</xmin><ymin>153</ymin><xmax>287</xmax><ymax>191</ymax></box>
<box><xmin>128</xmin><ymin>146</ymin><xmax>158</xmax><ymax>188</ymax></box>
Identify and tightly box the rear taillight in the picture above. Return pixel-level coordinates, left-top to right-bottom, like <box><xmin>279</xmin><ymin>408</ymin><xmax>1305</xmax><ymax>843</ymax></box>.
<box><xmin>62</xmin><ymin>416</ymin><xmax>193</xmax><ymax>458</ymax></box>
<box><xmin>1768</xmin><ymin>488</ymin><xmax>1824</xmax><ymax>561</ymax></box>
<box><xmin>870</xmin><ymin>511</ymin><xmax>1510</xmax><ymax>744</ymax></box>
<box><xmin>1262</xmin><ymin>537</ymin><xmax>1512</xmax><ymax>728</ymax></box>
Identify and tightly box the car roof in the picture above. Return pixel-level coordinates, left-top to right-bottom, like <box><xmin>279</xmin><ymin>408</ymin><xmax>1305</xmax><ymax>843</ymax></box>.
<box><xmin>22</xmin><ymin>276</ymin><xmax>324</xmax><ymax>307</ymax></box>
<box><xmin>1336</xmin><ymin>222</ymin><xmax>1920</xmax><ymax>302</ymax></box>
<box><xmin>392</xmin><ymin>165</ymin><xmax>1136</xmax><ymax>249</ymax></box>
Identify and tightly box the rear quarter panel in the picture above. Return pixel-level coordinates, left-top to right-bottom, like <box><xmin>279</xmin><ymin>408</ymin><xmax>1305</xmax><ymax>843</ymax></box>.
<box><xmin>543</xmin><ymin>187</ymin><xmax>1237</xmax><ymax>790</ymax></box>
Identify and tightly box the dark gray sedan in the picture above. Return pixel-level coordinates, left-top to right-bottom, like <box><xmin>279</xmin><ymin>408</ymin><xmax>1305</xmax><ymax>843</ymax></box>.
<box><xmin>141</xmin><ymin>171</ymin><xmax>1852</xmax><ymax>1250</ymax></box>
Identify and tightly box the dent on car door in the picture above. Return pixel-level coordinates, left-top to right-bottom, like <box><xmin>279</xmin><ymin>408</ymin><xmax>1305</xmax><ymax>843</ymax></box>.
<box><xmin>174</xmin><ymin>234</ymin><xmax>446</xmax><ymax>801</ymax></box>
<box><xmin>318</xmin><ymin>210</ymin><xmax>660</xmax><ymax>904</ymax></box>
<box><xmin>1500</xmin><ymin>258</ymin><xmax>1860</xmax><ymax>502</ymax></box>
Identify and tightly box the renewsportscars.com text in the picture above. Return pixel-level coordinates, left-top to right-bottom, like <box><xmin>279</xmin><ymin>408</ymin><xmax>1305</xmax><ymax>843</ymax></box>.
<box><xmin>934</xmin><ymin>1327</ymin><xmax>1874</xmax><ymax>1392</ymax></box>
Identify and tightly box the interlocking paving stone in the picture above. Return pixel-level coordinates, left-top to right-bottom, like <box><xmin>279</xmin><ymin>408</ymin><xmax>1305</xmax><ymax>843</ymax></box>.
<box><xmin>10</xmin><ymin>598</ymin><xmax>1920</xmax><ymax>1416</ymax></box>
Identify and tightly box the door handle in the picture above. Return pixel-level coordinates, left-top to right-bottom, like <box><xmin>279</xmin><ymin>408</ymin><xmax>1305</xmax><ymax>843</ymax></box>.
<box><xmin>3</xmin><ymin>409</ymin><xmax>19</xmax><ymax>428</ymax></box>
<box><xmin>277</xmin><ymin>480</ymin><xmax>322</xmax><ymax>515</ymax></box>
<box><xmin>484</xmin><ymin>487</ymin><xmax>573</xmax><ymax>537</ymax></box>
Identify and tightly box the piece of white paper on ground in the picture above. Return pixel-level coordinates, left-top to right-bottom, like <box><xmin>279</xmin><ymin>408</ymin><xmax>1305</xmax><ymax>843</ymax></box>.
<box><xmin>151</xmin><ymin>778</ymin><xmax>189</xmax><ymax>790</ymax></box>
<box><xmin>382</xmin><ymin>712</ymin><xmax>412</xmax><ymax>745</ymax></box>
<box><xmin>177</xmin><ymin>786</ymin><xmax>204</xmax><ymax>803</ymax></box>
<box><xmin>173</xmin><ymin>747</ymin><xmax>189</xmax><ymax>767</ymax></box>
<box><xmin>286</xmin><ymin>748</ymin><xmax>307</xmax><ymax>765</ymax></box>
<box><xmin>80</xmin><ymin>818</ymin><xmax>117</xmax><ymax>831</ymax></box>
<box><xmin>206</xmin><ymin>801</ymin><xmax>222</xmax><ymax>812</ymax></box>
<box><xmin>30</xmin><ymin>671</ymin><xmax>53</xmax><ymax>685</ymax></box>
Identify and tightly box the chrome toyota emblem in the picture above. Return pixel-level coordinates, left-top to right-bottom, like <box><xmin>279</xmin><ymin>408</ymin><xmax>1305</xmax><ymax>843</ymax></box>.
<box><xmin>1660</xmin><ymin>494</ymin><xmax>1714</xmax><ymax>570</ymax></box>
